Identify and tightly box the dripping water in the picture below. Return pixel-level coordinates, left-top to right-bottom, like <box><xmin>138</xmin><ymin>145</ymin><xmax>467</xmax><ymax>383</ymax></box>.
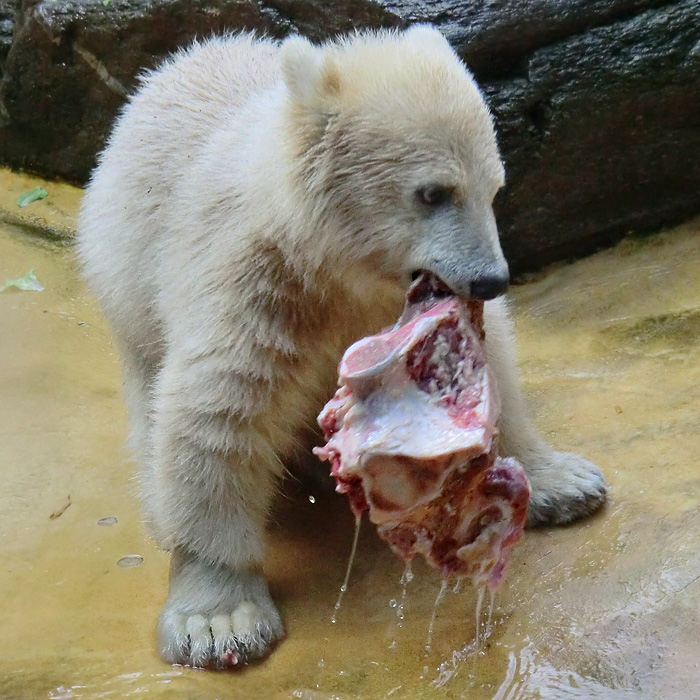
<box><xmin>474</xmin><ymin>585</ymin><xmax>486</xmax><ymax>648</ymax></box>
<box><xmin>486</xmin><ymin>587</ymin><xmax>496</xmax><ymax>636</ymax></box>
<box><xmin>331</xmin><ymin>514</ymin><xmax>362</xmax><ymax>624</ymax></box>
<box><xmin>396</xmin><ymin>560</ymin><xmax>413</xmax><ymax>627</ymax></box>
<box><xmin>432</xmin><ymin>584</ymin><xmax>492</xmax><ymax>688</ymax></box>
<box><xmin>425</xmin><ymin>577</ymin><xmax>449</xmax><ymax>653</ymax></box>
<box><xmin>389</xmin><ymin>560</ymin><xmax>414</xmax><ymax>649</ymax></box>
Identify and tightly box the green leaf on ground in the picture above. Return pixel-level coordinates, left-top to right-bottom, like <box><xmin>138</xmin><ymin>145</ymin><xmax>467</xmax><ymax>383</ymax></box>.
<box><xmin>1</xmin><ymin>269</ymin><xmax>44</xmax><ymax>292</ymax></box>
<box><xmin>16</xmin><ymin>187</ymin><xmax>49</xmax><ymax>208</ymax></box>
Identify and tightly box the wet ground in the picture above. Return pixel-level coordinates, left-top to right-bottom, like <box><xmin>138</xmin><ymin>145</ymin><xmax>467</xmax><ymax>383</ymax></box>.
<box><xmin>1</xmin><ymin>169</ymin><xmax>699</xmax><ymax>700</ymax></box>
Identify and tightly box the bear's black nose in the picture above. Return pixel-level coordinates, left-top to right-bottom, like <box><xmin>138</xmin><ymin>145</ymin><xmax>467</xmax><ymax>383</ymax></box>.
<box><xmin>469</xmin><ymin>273</ymin><xmax>510</xmax><ymax>300</ymax></box>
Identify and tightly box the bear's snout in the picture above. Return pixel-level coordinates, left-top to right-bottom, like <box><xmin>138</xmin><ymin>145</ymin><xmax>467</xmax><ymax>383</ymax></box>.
<box><xmin>469</xmin><ymin>270</ymin><xmax>510</xmax><ymax>300</ymax></box>
<box><xmin>415</xmin><ymin>261</ymin><xmax>510</xmax><ymax>301</ymax></box>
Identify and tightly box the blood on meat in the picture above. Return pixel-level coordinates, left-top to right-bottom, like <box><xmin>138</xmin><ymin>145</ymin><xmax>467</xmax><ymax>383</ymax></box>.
<box><xmin>314</xmin><ymin>273</ymin><xmax>530</xmax><ymax>589</ymax></box>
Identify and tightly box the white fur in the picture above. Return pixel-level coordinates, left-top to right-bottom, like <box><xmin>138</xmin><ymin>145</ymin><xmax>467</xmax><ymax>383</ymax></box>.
<box><xmin>77</xmin><ymin>27</ymin><xmax>606</xmax><ymax>668</ymax></box>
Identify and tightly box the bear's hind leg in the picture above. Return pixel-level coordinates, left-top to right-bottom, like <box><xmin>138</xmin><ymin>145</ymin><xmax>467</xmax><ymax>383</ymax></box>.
<box><xmin>483</xmin><ymin>300</ymin><xmax>608</xmax><ymax>527</ymax></box>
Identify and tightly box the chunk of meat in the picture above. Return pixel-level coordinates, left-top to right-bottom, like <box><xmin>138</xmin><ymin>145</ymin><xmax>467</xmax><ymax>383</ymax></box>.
<box><xmin>314</xmin><ymin>273</ymin><xmax>530</xmax><ymax>588</ymax></box>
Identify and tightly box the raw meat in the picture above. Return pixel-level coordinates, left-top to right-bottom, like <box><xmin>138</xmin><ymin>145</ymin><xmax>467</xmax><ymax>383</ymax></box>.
<box><xmin>313</xmin><ymin>273</ymin><xmax>530</xmax><ymax>588</ymax></box>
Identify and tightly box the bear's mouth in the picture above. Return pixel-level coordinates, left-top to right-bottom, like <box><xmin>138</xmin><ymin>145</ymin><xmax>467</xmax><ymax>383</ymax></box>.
<box><xmin>400</xmin><ymin>270</ymin><xmax>460</xmax><ymax>326</ymax></box>
<box><xmin>409</xmin><ymin>267</ymin><xmax>510</xmax><ymax>302</ymax></box>
<box><xmin>408</xmin><ymin>269</ymin><xmax>454</xmax><ymax>302</ymax></box>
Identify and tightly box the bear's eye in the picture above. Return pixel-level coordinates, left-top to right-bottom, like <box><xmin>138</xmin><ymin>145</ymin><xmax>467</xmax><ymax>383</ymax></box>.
<box><xmin>416</xmin><ymin>185</ymin><xmax>453</xmax><ymax>208</ymax></box>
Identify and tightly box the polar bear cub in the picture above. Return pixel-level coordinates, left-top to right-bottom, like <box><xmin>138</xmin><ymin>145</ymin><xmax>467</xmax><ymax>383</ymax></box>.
<box><xmin>78</xmin><ymin>26</ymin><xmax>606</xmax><ymax>668</ymax></box>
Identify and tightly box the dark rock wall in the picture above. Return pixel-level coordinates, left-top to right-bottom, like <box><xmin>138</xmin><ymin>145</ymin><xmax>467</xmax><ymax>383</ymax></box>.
<box><xmin>0</xmin><ymin>0</ymin><xmax>400</xmax><ymax>184</ymax></box>
<box><xmin>476</xmin><ymin>0</ymin><xmax>700</xmax><ymax>268</ymax></box>
<box><xmin>0</xmin><ymin>0</ymin><xmax>20</xmax><ymax>72</ymax></box>
<box><xmin>0</xmin><ymin>0</ymin><xmax>698</xmax><ymax>271</ymax></box>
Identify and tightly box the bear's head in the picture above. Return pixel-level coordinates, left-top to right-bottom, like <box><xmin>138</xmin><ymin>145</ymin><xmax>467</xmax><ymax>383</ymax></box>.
<box><xmin>281</xmin><ymin>25</ymin><xmax>509</xmax><ymax>302</ymax></box>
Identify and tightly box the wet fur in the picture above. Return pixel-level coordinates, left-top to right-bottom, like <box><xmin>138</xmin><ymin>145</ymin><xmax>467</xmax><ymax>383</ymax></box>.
<box><xmin>78</xmin><ymin>27</ymin><xmax>606</xmax><ymax>669</ymax></box>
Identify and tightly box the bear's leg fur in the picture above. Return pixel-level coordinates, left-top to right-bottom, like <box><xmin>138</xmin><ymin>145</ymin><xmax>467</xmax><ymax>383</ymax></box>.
<box><xmin>484</xmin><ymin>299</ymin><xmax>608</xmax><ymax>527</ymax></box>
<box><xmin>120</xmin><ymin>344</ymin><xmax>157</xmax><ymax>466</ymax></box>
<box><xmin>145</xmin><ymin>349</ymin><xmax>286</xmax><ymax>667</ymax></box>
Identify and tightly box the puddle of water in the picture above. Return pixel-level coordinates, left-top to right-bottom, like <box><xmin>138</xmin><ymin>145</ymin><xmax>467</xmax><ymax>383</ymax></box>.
<box><xmin>2</xmin><ymin>170</ymin><xmax>700</xmax><ymax>699</ymax></box>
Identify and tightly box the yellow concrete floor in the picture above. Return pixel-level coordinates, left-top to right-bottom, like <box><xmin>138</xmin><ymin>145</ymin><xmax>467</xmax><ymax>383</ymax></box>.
<box><xmin>1</xmin><ymin>170</ymin><xmax>700</xmax><ymax>699</ymax></box>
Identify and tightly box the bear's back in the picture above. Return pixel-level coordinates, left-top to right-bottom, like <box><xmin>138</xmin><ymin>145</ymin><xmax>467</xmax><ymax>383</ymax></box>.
<box><xmin>124</xmin><ymin>34</ymin><xmax>280</xmax><ymax>159</ymax></box>
<box><xmin>78</xmin><ymin>35</ymin><xmax>281</xmax><ymax>353</ymax></box>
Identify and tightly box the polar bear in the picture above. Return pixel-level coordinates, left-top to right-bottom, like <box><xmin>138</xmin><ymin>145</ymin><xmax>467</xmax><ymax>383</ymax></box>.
<box><xmin>77</xmin><ymin>26</ymin><xmax>607</xmax><ymax>669</ymax></box>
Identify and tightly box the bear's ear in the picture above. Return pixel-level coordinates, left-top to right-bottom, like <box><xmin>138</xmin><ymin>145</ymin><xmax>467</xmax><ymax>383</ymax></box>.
<box><xmin>281</xmin><ymin>35</ymin><xmax>341</xmax><ymax>109</ymax></box>
<box><xmin>404</xmin><ymin>24</ymin><xmax>453</xmax><ymax>53</ymax></box>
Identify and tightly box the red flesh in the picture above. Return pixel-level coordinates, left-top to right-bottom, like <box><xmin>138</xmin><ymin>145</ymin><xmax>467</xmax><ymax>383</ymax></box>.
<box><xmin>314</xmin><ymin>273</ymin><xmax>530</xmax><ymax>588</ymax></box>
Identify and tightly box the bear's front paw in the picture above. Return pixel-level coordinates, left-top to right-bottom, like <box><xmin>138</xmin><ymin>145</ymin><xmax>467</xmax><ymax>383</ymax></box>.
<box><xmin>157</xmin><ymin>551</ymin><xmax>284</xmax><ymax>668</ymax></box>
<box><xmin>524</xmin><ymin>450</ymin><xmax>608</xmax><ymax>528</ymax></box>
<box><xmin>157</xmin><ymin>600</ymin><xmax>283</xmax><ymax>668</ymax></box>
